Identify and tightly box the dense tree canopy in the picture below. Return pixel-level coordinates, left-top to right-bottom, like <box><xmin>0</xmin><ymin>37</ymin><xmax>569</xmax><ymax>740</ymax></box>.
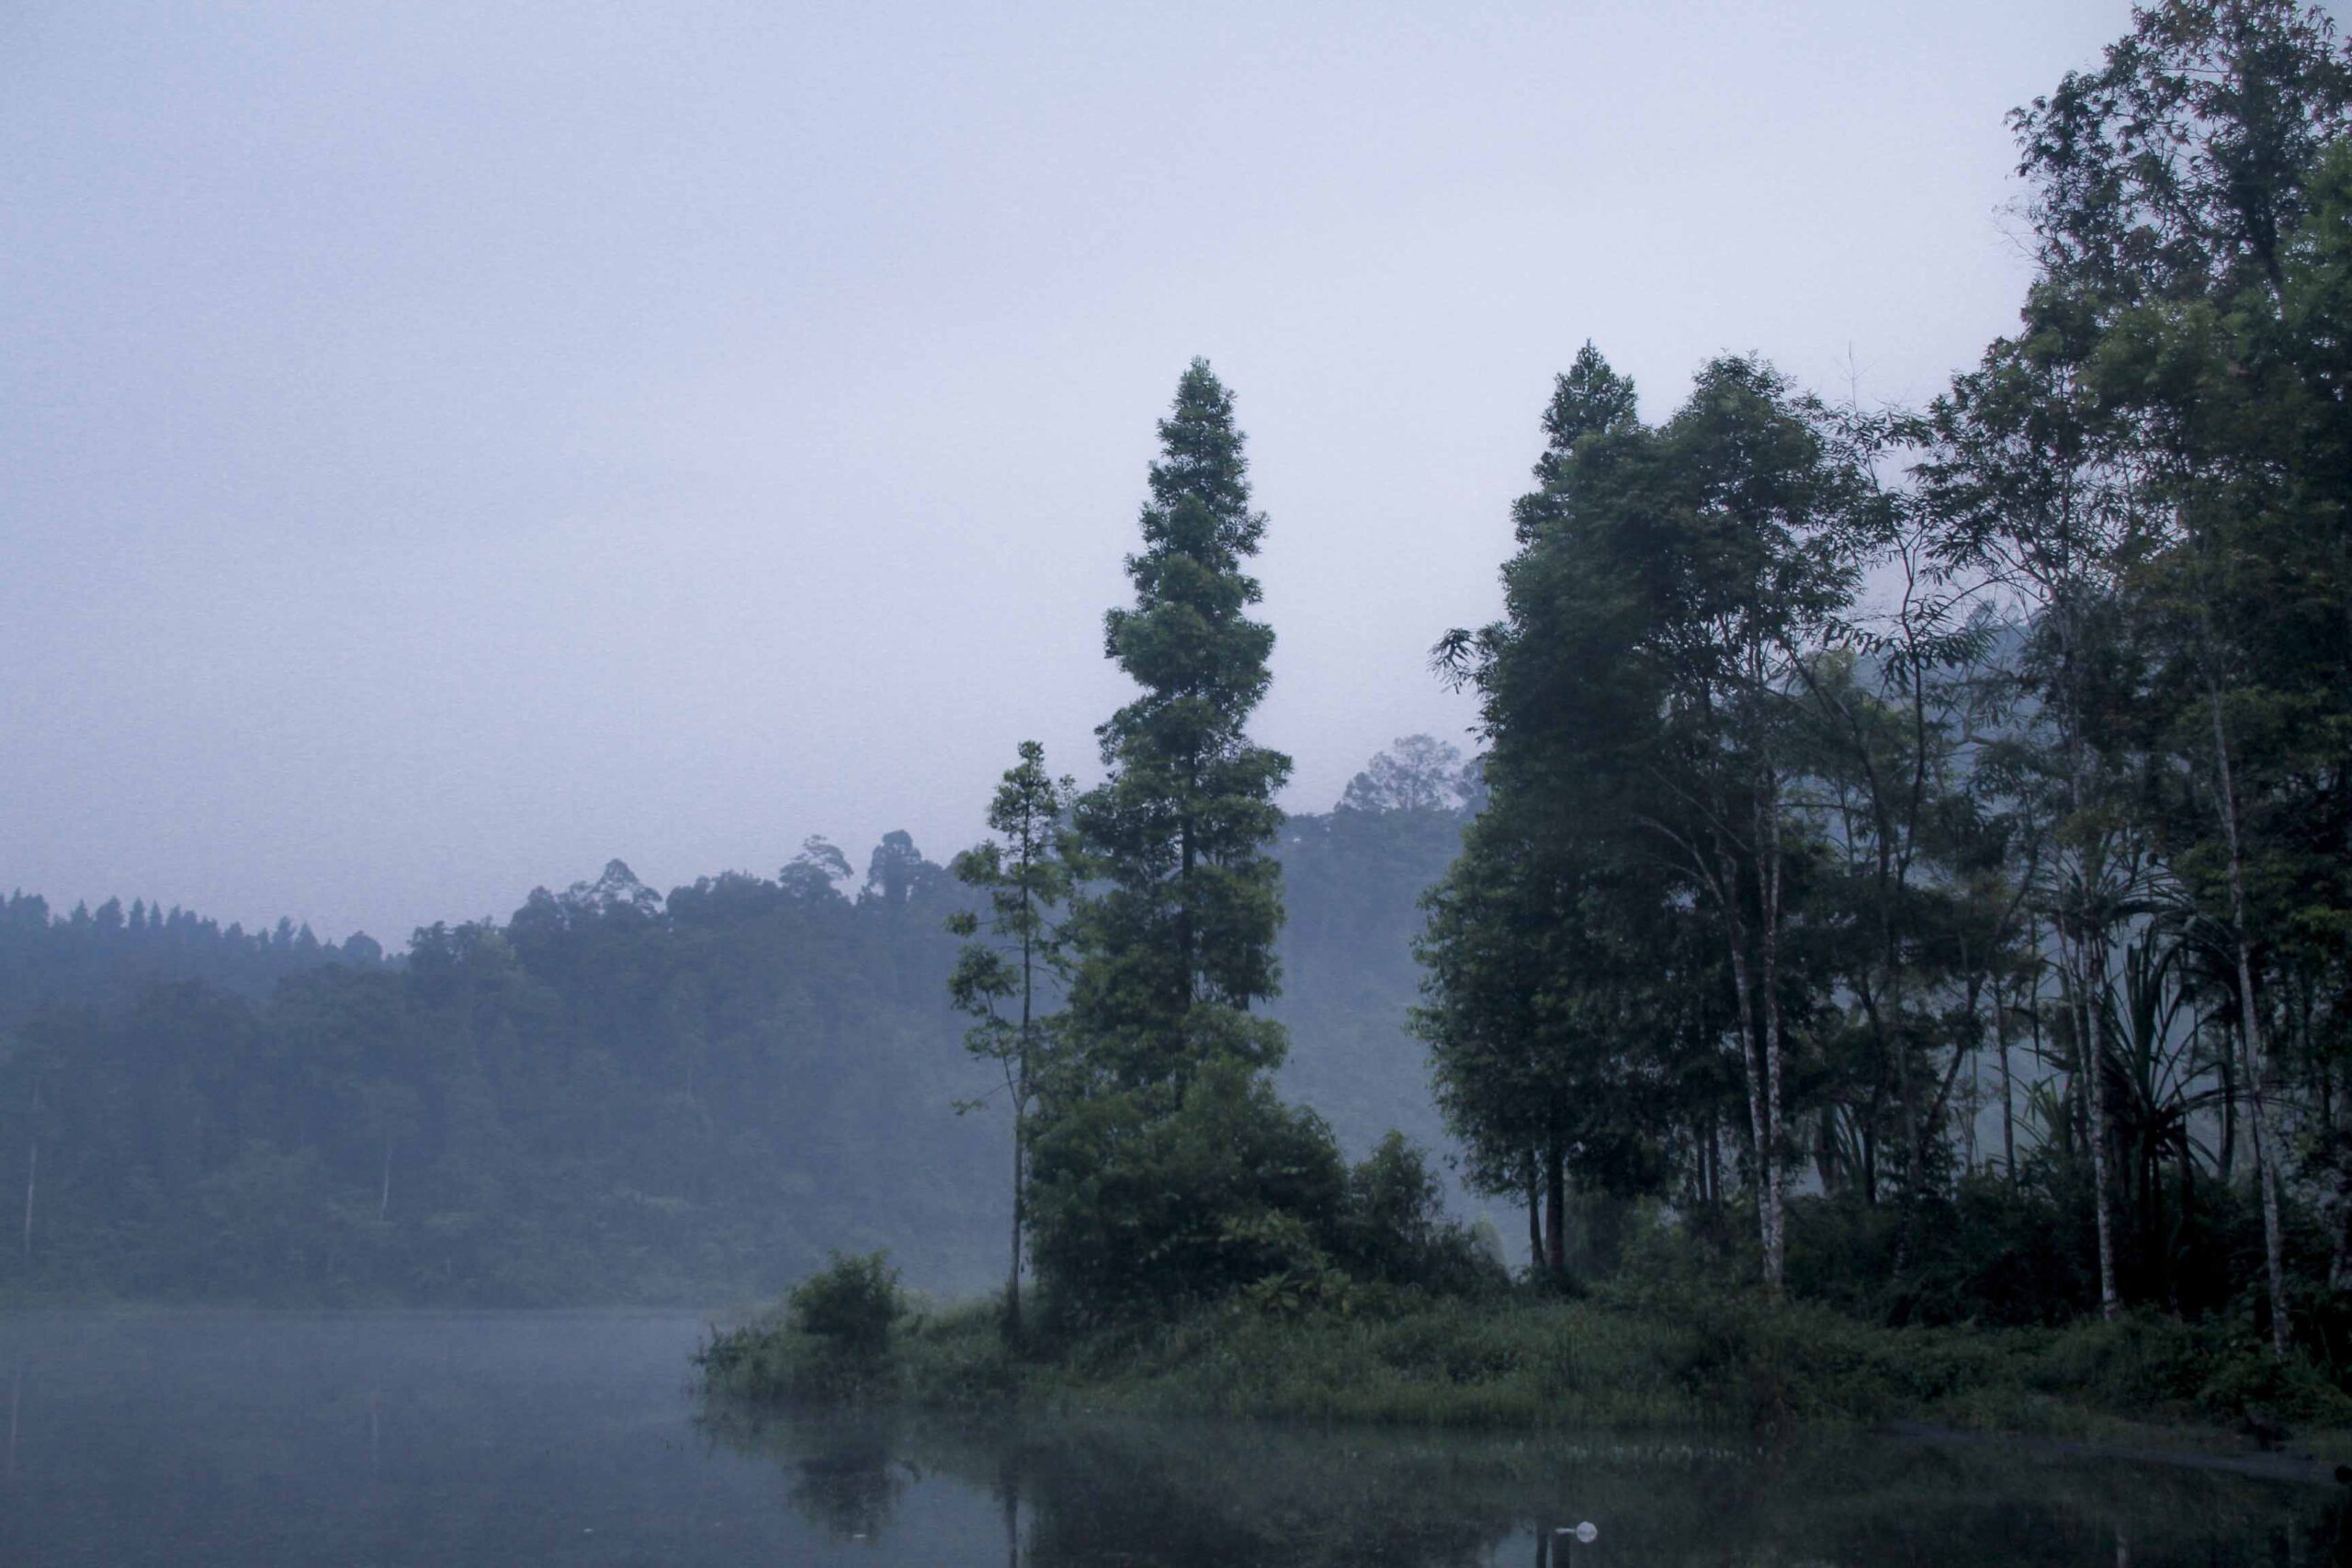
<box><xmin>1419</xmin><ymin>0</ymin><xmax>2352</xmax><ymax>1347</ymax></box>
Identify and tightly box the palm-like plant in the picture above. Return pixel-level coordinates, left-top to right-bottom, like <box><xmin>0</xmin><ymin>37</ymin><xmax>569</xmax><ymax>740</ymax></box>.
<box><xmin>2099</xmin><ymin>933</ymin><xmax>2222</xmax><ymax>1297</ymax></box>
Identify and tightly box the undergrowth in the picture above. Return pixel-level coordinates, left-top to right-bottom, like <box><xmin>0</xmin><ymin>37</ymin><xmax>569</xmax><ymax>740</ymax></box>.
<box><xmin>698</xmin><ymin>1275</ymin><xmax>2352</xmax><ymax>1445</ymax></box>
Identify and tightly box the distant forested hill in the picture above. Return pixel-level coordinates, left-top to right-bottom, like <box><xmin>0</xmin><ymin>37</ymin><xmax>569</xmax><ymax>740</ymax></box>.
<box><xmin>0</xmin><ymin>891</ymin><xmax>385</xmax><ymax>1019</ymax></box>
<box><xmin>0</xmin><ymin>744</ymin><xmax>1476</xmax><ymax>1305</ymax></box>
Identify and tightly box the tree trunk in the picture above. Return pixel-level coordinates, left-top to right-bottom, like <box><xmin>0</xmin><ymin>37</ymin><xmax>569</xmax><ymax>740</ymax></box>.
<box><xmin>1526</xmin><ymin>1157</ymin><xmax>1542</xmax><ymax>1269</ymax></box>
<box><xmin>2210</xmin><ymin>683</ymin><xmax>2292</xmax><ymax>1359</ymax></box>
<box><xmin>19</xmin><ymin>1142</ymin><xmax>33</xmax><ymax>1263</ymax></box>
<box><xmin>2218</xmin><ymin>1022</ymin><xmax>2237</xmax><ymax>1180</ymax></box>
<box><xmin>1544</xmin><ymin>1135</ymin><xmax>1566</xmax><ymax>1283</ymax></box>
<box><xmin>1997</xmin><ymin>978</ymin><xmax>2017</xmax><ymax>1187</ymax></box>
<box><xmin>1756</xmin><ymin>773</ymin><xmax>1788</xmax><ymax>1299</ymax></box>
<box><xmin>1705</xmin><ymin>1111</ymin><xmax>1721</xmax><ymax>1211</ymax></box>
<box><xmin>1718</xmin><ymin>850</ymin><xmax>1776</xmax><ymax>1296</ymax></box>
<box><xmin>1007</xmin><ymin>1106</ymin><xmax>1024</xmax><ymax>1344</ymax></box>
<box><xmin>2073</xmin><ymin>924</ymin><xmax>2121</xmax><ymax>1322</ymax></box>
<box><xmin>379</xmin><ymin>1136</ymin><xmax>393</xmax><ymax>1222</ymax></box>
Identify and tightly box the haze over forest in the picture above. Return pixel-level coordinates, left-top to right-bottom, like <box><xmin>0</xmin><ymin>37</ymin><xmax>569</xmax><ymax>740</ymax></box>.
<box><xmin>3</xmin><ymin>2</ymin><xmax>2132</xmax><ymax>945</ymax></box>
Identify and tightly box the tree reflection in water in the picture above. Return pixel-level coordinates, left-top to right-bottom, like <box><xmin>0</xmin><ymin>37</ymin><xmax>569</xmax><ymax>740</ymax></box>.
<box><xmin>781</xmin><ymin>1426</ymin><xmax>913</xmax><ymax>1542</ymax></box>
<box><xmin>702</xmin><ymin>1404</ymin><xmax>2347</xmax><ymax>1567</ymax></box>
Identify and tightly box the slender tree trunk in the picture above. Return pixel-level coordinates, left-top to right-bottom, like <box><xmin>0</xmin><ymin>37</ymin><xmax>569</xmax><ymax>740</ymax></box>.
<box><xmin>1007</xmin><ymin>1106</ymin><xmax>1024</xmax><ymax>1343</ymax></box>
<box><xmin>1997</xmin><ymin>976</ymin><xmax>2017</xmax><ymax>1187</ymax></box>
<box><xmin>19</xmin><ymin>1143</ymin><xmax>33</xmax><ymax>1263</ymax></box>
<box><xmin>1756</xmin><ymin>774</ymin><xmax>1788</xmax><ymax>1299</ymax></box>
<box><xmin>1962</xmin><ymin>974</ymin><xmax>1984</xmax><ymax>1175</ymax></box>
<box><xmin>1009</xmin><ymin>872</ymin><xmax>1036</xmax><ymax>1347</ymax></box>
<box><xmin>2210</xmin><ymin>683</ymin><xmax>2292</xmax><ymax>1359</ymax></box>
<box><xmin>2053</xmin><ymin>634</ymin><xmax>2120</xmax><ymax>1319</ymax></box>
<box><xmin>1719</xmin><ymin>866</ymin><xmax>1774</xmax><ymax>1295</ymax></box>
<box><xmin>2235</xmin><ymin>970</ymin><xmax>2290</xmax><ymax>1357</ymax></box>
<box><xmin>1526</xmin><ymin>1156</ymin><xmax>1542</xmax><ymax>1269</ymax></box>
<box><xmin>2045</xmin><ymin>586</ymin><xmax>2120</xmax><ymax>1318</ymax></box>
<box><xmin>1544</xmin><ymin>1135</ymin><xmax>1566</xmax><ymax>1283</ymax></box>
<box><xmin>379</xmin><ymin>1136</ymin><xmax>393</xmax><ymax>1221</ymax></box>
<box><xmin>2072</xmin><ymin>921</ymin><xmax>2121</xmax><ymax>1322</ymax></box>
<box><xmin>1707</xmin><ymin>1110</ymin><xmax>1722</xmax><ymax>1211</ymax></box>
<box><xmin>1701</xmin><ymin>1111</ymin><xmax>1718</xmax><ymax>1210</ymax></box>
<box><xmin>2218</xmin><ymin>1020</ymin><xmax>2237</xmax><ymax>1181</ymax></box>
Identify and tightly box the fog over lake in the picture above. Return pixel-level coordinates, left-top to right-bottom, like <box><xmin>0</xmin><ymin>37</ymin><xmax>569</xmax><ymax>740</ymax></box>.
<box><xmin>2</xmin><ymin>1311</ymin><xmax>2341</xmax><ymax>1566</ymax></box>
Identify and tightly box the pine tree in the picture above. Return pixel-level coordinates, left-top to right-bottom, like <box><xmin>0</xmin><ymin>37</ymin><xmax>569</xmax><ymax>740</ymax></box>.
<box><xmin>1062</xmin><ymin>357</ymin><xmax>1293</xmax><ymax>1093</ymax></box>
<box><xmin>1028</xmin><ymin>360</ymin><xmax>1342</xmax><ymax>1322</ymax></box>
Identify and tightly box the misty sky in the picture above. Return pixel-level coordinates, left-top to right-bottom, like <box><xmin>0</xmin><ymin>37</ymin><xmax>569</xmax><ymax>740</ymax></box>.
<box><xmin>5</xmin><ymin>2</ymin><xmax>2148</xmax><ymax>943</ymax></box>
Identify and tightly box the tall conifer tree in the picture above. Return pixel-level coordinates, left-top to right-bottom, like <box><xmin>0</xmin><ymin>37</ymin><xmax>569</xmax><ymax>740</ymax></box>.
<box><xmin>1026</xmin><ymin>361</ymin><xmax>1343</xmax><ymax>1322</ymax></box>
<box><xmin>1062</xmin><ymin>357</ymin><xmax>1293</xmax><ymax>1092</ymax></box>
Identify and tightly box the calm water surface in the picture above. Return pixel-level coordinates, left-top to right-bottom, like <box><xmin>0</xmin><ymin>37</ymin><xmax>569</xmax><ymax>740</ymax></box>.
<box><xmin>0</xmin><ymin>1309</ymin><xmax>2343</xmax><ymax>1565</ymax></box>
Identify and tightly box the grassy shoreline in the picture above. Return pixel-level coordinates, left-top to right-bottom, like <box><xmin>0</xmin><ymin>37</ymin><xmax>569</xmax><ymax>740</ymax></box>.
<box><xmin>697</xmin><ymin>1286</ymin><xmax>2352</xmax><ymax>1459</ymax></box>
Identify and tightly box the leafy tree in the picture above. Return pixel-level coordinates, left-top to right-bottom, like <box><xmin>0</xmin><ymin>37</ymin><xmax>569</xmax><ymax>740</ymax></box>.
<box><xmin>1338</xmin><ymin>735</ymin><xmax>1477</xmax><ymax>815</ymax></box>
<box><xmin>1415</xmin><ymin>805</ymin><xmax>1683</xmax><ymax>1282</ymax></box>
<box><xmin>947</xmin><ymin>740</ymin><xmax>1075</xmax><ymax>1341</ymax></box>
<box><xmin>1926</xmin><ymin>0</ymin><xmax>2352</xmax><ymax>1344</ymax></box>
<box><xmin>867</xmin><ymin>830</ymin><xmax>944</xmax><ymax>911</ymax></box>
<box><xmin>782</xmin><ymin>836</ymin><xmax>854</xmax><ymax>903</ymax></box>
<box><xmin>1437</xmin><ymin>349</ymin><xmax>1867</xmax><ymax>1298</ymax></box>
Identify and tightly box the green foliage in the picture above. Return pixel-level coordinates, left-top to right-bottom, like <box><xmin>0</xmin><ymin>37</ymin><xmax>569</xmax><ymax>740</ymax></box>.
<box><xmin>945</xmin><ymin>739</ymin><xmax>1077</xmax><ymax>1341</ymax></box>
<box><xmin>1059</xmin><ymin>359</ymin><xmax>1293</xmax><ymax>1093</ymax></box>
<box><xmin>1414</xmin><ymin>1</ymin><xmax>2352</xmax><ymax>1352</ymax></box>
<box><xmin>1033</xmin><ymin>361</ymin><xmax>1358</xmax><ymax>1324</ymax></box>
<box><xmin>0</xmin><ymin>846</ymin><xmax>1026</xmax><ymax>1305</ymax></box>
<box><xmin>0</xmin><ymin>771</ymin><xmax>1485</xmax><ymax>1309</ymax></box>
<box><xmin>788</xmin><ymin>1250</ymin><xmax>905</xmax><ymax>1359</ymax></box>
<box><xmin>1332</xmin><ymin>1132</ymin><xmax>1503</xmax><ymax>1294</ymax></box>
<box><xmin>710</xmin><ymin>1271</ymin><xmax>2352</xmax><ymax>1442</ymax></box>
<box><xmin>1026</xmin><ymin>1059</ymin><xmax>1349</xmax><ymax>1325</ymax></box>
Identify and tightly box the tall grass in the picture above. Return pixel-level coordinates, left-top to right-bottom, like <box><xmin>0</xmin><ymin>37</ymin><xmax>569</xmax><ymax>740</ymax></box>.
<box><xmin>701</xmin><ymin>1277</ymin><xmax>2352</xmax><ymax>1447</ymax></box>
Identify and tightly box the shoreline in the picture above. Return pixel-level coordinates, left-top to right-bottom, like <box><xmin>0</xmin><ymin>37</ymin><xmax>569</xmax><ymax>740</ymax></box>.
<box><xmin>696</xmin><ymin>1289</ymin><xmax>2352</xmax><ymax>1469</ymax></box>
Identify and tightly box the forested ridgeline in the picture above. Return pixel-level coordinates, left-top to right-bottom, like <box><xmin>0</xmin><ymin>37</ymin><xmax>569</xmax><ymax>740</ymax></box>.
<box><xmin>0</xmin><ymin>792</ymin><xmax>1467</xmax><ymax>1307</ymax></box>
<box><xmin>0</xmin><ymin>891</ymin><xmax>386</xmax><ymax>1020</ymax></box>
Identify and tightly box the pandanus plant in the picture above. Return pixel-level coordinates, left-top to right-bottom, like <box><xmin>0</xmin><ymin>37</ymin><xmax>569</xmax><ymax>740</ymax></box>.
<box><xmin>2098</xmin><ymin>934</ymin><xmax>2222</xmax><ymax>1298</ymax></box>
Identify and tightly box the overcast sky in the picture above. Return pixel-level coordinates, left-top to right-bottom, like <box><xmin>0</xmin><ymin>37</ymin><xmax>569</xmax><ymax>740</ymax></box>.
<box><xmin>3</xmin><ymin>2</ymin><xmax>2154</xmax><ymax>943</ymax></box>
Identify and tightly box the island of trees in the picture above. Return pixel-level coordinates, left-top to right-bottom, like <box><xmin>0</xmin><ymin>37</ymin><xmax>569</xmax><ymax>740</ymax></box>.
<box><xmin>707</xmin><ymin>1</ymin><xmax>2352</xmax><ymax>1438</ymax></box>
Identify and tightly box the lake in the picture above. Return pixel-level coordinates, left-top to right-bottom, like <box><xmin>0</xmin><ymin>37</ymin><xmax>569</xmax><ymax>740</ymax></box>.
<box><xmin>0</xmin><ymin>1309</ymin><xmax>2342</xmax><ymax>1565</ymax></box>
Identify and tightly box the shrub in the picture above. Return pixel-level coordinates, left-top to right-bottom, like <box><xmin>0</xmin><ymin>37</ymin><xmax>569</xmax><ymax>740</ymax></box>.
<box><xmin>789</xmin><ymin>1250</ymin><xmax>905</xmax><ymax>1359</ymax></box>
<box><xmin>1025</xmin><ymin>1061</ymin><xmax>1351</xmax><ymax>1325</ymax></box>
<box><xmin>1331</xmin><ymin>1132</ymin><xmax>1502</xmax><ymax>1294</ymax></box>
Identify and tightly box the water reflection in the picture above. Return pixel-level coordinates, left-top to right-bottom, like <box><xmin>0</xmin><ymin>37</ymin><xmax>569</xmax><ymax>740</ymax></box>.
<box><xmin>0</xmin><ymin>1310</ymin><xmax>2340</xmax><ymax>1566</ymax></box>
<box><xmin>707</xmin><ymin>1403</ymin><xmax>2352</xmax><ymax>1567</ymax></box>
<box><xmin>785</xmin><ymin>1427</ymin><xmax>915</xmax><ymax>1540</ymax></box>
